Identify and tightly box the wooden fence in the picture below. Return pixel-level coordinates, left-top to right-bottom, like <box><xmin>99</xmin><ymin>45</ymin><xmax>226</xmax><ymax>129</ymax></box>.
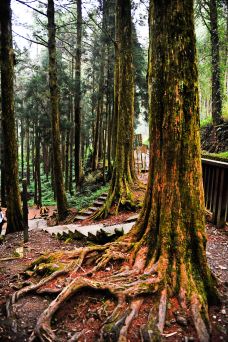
<box><xmin>202</xmin><ymin>158</ymin><xmax>228</xmax><ymax>228</ymax></box>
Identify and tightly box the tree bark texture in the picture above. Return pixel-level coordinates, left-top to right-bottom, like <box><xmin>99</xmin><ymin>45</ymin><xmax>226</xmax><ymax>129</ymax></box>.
<box><xmin>47</xmin><ymin>0</ymin><xmax>68</xmax><ymax>219</ymax></box>
<box><xmin>74</xmin><ymin>0</ymin><xmax>82</xmax><ymax>186</ymax></box>
<box><xmin>0</xmin><ymin>0</ymin><xmax>24</xmax><ymax>233</ymax></box>
<box><xmin>94</xmin><ymin>0</ymin><xmax>136</xmax><ymax>218</ymax></box>
<box><xmin>129</xmin><ymin>1</ymin><xmax>218</xmax><ymax>339</ymax></box>
<box><xmin>209</xmin><ymin>0</ymin><xmax>223</xmax><ymax>125</ymax></box>
<box><xmin>91</xmin><ymin>1</ymin><xmax>106</xmax><ymax>172</ymax></box>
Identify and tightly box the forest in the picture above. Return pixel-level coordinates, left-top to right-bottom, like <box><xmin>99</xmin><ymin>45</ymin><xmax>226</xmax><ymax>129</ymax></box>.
<box><xmin>0</xmin><ymin>0</ymin><xmax>227</xmax><ymax>341</ymax></box>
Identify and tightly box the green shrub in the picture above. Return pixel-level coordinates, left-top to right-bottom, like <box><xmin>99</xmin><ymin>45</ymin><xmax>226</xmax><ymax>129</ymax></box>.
<box><xmin>200</xmin><ymin>116</ymin><xmax>212</xmax><ymax>127</ymax></box>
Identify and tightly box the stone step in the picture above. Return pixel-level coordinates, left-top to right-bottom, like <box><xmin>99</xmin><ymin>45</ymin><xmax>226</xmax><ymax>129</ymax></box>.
<box><xmin>88</xmin><ymin>207</ymin><xmax>99</xmax><ymax>212</ymax></box>
<box><xmin>124</xmin><ymin>214</ymin><xmax>139</xmax><ymax>223</ymax></box>
<box><xmin>93</xmin><ymin>201</ymin><xmax>104</xmax><ymax>207</ymax></box>
<box><xmin>98</xmin><ymin>196</ymin><xmax>107</xmax><ymax>201</ymax></box>
<box><xmin>79</xmin><ymin>211</ymin><xmax>93</xmax><ymax>216</ymax></box>
<box><xmin>43</xmin><ymin>222</ymin><xmax>135</xmax><ymax>240</ymax></box>
<box><xmin>74</xmin><ymin>215</ymin><xmax>89</xmax><ymax>221</ymax></box>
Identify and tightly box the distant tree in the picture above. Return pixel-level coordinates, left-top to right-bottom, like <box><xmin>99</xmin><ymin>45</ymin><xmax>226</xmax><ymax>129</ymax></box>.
<box><xmin>47</xmin><ymin>0</ymin><xmax>68</xmax><ymax>219</ymax></box>
<box><xmin>94</xmin><ymin>0</ymin><xmax>136</xmax><ymax>218</ymax></box>
<box><xmin>197</xmin><ymin>0</ymin><xmax>223</xmax><ymax>125</ymax></box>
<box><xmin>74</xmin><ymin>0</ymin><xmax>82</xmax><ymax>187</ymax></box>
<box><xmin>0</xmin><ymin>0</ymin><xmax>24</xmax><ymax>233</ymax></box>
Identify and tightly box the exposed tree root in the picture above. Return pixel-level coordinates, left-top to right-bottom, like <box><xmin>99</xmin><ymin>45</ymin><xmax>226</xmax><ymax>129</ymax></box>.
<box><xmin>7</xmin><ymin>236</ymin><xmax>218</xmax><ymax>342</ymax></box>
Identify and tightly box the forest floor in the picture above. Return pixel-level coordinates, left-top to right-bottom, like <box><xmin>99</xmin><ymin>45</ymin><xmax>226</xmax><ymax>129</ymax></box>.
<box><xmin>0</xmin><ymin>175</ymin><xmax>227</xmax><ymax>342</ymax></box>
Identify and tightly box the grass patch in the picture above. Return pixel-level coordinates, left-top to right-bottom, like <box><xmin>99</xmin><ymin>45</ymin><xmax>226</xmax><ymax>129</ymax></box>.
<box><xmin>200</xmin><ymin>116</ymin><xmax>212</xmax><ymax>127</ymax></box>
<box><xmin>202</xmin><ymin>150</ymin><xmax>228</xmax><ymax>162</ymax></box>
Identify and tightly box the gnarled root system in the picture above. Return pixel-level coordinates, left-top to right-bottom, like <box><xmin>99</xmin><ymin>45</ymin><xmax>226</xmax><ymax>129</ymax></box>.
<box><xmin>7</xmin><ymin>237</ymin><xmax>217</xmax><ymax>342</ymax></box>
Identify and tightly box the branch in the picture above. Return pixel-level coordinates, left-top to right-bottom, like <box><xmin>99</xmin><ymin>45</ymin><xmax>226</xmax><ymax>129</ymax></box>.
<box><xmin>13</xmin><ymin>30</ymin><xmax>48</xmax><ymax>47</ymax></box>
<box><xmin>33</xmin><ymin>33</ymin><xmax>48</xmax><ymax>46</ymax></box>
<box><xmin>83</xmin><ymin>7</ymin><xmax>116</xmax><ymax>46</ymax></box>
<box><xmin>198</xmin><ymin>3</ymin><xmax>211</xmax><ymax>33</ymax></box>
<box><xmin>15</xmin><ymin>0</ymin><xmax>47</xmax><ymax>17</ymax></box>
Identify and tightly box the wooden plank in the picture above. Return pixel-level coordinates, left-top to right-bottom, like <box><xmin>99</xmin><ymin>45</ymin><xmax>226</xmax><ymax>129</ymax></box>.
<box><xmin>216</xmin><ymin>169</ymin><xmax>228</xmax><ymax>228</ymax></box>
<box><xmin>202</xmin><ymin>158</ymin><xmax>228</xmax><ymax>169</ymax></box>
<box><xmin>209</xmin><ymin>167</ymin><xmax>215</xmax><ymax>212</ymax></box>
<box><xmin>212</xmin><ymin>167</ymin><xmax>219</xmax><ymax>225</ymax></box>
<box><xmin>216</xmin><ymin>168</ymin><xmax>224</xmax><ymax>227</ymax></box>
<box><xmin>206</xmin><ymin>167</ymin><xmax>211</xmax><ymax>209</ymax></box>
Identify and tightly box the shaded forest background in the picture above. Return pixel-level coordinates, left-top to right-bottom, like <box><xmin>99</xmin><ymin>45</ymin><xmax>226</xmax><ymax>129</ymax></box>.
<box><xmin>0</xmin><ymin>0</ymin><xmax>227</xmax><ymax>209</ymax></box>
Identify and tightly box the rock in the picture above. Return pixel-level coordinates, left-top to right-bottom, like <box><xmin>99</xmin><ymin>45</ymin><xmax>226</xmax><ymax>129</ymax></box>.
<box><xmin>174</xmin><ymin>310</ymin><xmax>179</xmax><ymax>316</ymax></box>
<box><xmin>170</xmin><ymin>318</ymin><xmax>176</xmax><ymax>324</ymax></box>
<box><xmin>221</xmin><ymin>309</ymin><xmax>226</xmax><ymax>315</ymax></box>
<box><xmin>176</xmin><ymin>315</ymin><xmax>188</xmax><ymax>326</ymax></box>
<box><xmin>218</xmin><ymin>265</ymin><xmax>227</xmax><ymax>270</ymax></box>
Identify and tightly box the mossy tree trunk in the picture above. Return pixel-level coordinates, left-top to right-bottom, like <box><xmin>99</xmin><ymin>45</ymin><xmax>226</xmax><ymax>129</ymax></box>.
<box><xmin>47</xmin><ymin>0</ymin><xmax>68</xmax><ymax>220</ymax></box>
<box><xmin>91</xmin><ymin>1</ymin><xmax>106</xmax><ymax>172</ymax></box>
<box><xmin>0</xmin><ymin>0</ymin><xmax>24</xmax><ymax>233</ymax></box>
<box><xmin>128</xmin><ymin>0</ymin><xmax>218</xmax><ymax>339</ymax></box>
<box><xmin>209</xmin><ymin>0</ymin><xmax>223</xmax><ymax>126</ymax></box>
<box><xmin>26</xmin><ymin>121</ymin><xmax>30</xmax><ymax>185</ymax></box>
<box><xmin>94</xmin><ymin>0</ymin><xmax>136</xmax><ymax>218</ymax></box>
<box><xmin>74</xmin><ymin>0</ymin><xmax>82</xmax><ymax>187</ymax></box>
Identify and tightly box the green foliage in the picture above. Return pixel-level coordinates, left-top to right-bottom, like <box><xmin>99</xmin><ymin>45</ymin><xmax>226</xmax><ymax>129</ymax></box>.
<box><xmin>222</xmin><ymin>102</ymin><xmax>228</xmax><ymax>121</ymax></box>
<box><xmin>27</xmin><ymin>167</ymin><xmax>109</xmax><ymax>210</ymax></box>
<box><xmin>67</xmin><ymin>184</ymin><xmax>109</xmax><ymax>210</ymax></box>
<box><xmin>200</xmin><ymin>116</ymin><xmax>212</xmax><ymax>127</ymax></box>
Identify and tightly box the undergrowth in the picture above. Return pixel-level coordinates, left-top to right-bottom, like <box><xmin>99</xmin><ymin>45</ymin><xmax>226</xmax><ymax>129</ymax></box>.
<box><xmin>26</xmin><ymin>172</ymin><xmax>109</xmax><ymax>210</ymax></box>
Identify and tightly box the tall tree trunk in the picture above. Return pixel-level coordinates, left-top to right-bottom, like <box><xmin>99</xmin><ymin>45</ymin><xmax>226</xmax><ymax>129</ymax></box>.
<box><xmin>128</xmin><ymin>1</ymin><xmax>218</xmax><ymax>340</ymax></box>
<box><xmin>91</xmin><ymin>1</ymin><xmax>107</xmax><ymax>171</ymax></box>
<box><xmin>43</xmin><ymin>141</ymin><xmax>49</xmax><ymax>181</ymax></box>
<box><xmin>0</xmin><ymin>114</ymin><xmax>6</xmax><ymax>207</ymax></box>
<box><xmin>94</xmin><ymin>0</ymin><xmax>136</xmax><ymax>219</ymax></box>
<box><xmin>209</xmin><ymin>0</ymin><xmax>223</xmax><ymax>125</ymax></box>
<box><xmin>47</xmin><ymin>0</ymin><xmax>68</xmax><ymax>220</ymax></box>
<box><xmin>35</xmin><ymin>127</ymin><xmax>42</xmax><ymax>207</ymax></box>
<box><xmin>74</xmin><ymin>0</ymin><xmax>82</xmax><ymax>187</ymax></box>
<box><xmin>26</xmin><ymin>121</ymin><xmax>30</xmax><ymax>185</ymax></box>
<box><xmin>0</xmin><ymin>0</ymin><xmax>23</xmax><ymax>233</ymax></box>
<box><xmin>32</xmin><ymin>123</ymin><xmax>35</xmax><ymax>181</ymax></box>
<box><xmin>65</xmin><ymin>110</ymin><xmax>70</xmax><ymax>191</ymax></box>
<box><xmin>20</xmin><ymin>117</ymin><xmax>24</xmax><ymax>179</ymax></box>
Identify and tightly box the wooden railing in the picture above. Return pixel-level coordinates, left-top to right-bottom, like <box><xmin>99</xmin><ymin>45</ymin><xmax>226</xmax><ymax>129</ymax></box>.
<box><xmin>202</xmin><ymin>158</ymin><xmax>228</xmax><ymax>228</ymax></box>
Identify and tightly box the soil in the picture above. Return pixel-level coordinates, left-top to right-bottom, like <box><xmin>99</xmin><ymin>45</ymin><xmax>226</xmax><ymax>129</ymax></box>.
<box><xmin>0</xmin><ymin>216</ymin><xmax>227</xmax><ymax>341</ymax></box>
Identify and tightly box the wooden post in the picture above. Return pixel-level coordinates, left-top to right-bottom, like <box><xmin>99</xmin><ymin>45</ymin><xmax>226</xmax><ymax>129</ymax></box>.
<box><xmin>22</xmin><ymin>178</ymin><xmax>28</xmax><ymax>243</ymax></box>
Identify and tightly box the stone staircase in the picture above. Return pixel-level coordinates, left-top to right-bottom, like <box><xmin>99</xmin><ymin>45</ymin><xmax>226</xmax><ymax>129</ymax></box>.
<box><xmin>27</xmin><ymin>213</ymin><xmax>140</xmax><ymax>244</ymax></box>
<box><xmin>74</xmin><ymin>192</ymin><xmax>108</xmax><ymax>222</ymax></box>
<box><xmin>42</xmin><ymin>218</ymin><xmax>138</xmax><ymax>243</ymax></box>
<box><xmin>0</xmin><ymin>191</ymin><xmax>140</xmax><ymax>243</ymax></box>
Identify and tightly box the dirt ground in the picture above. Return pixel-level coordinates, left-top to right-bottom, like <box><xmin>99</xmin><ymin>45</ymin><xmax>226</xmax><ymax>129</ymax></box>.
<box><xmin>0</xmin><ymin>216</ymin><xmax>227</xmax><ymax>342</ymax></box>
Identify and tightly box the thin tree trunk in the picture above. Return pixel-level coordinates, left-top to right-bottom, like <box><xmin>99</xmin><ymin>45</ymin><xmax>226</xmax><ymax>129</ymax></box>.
<box><xmin>94</xmin><ymin>0</ymin><xmax>136</xmax><ymax>219</ymax></box>
<box><xmin>0</xmin><ymin>0</ymin><xmax>23</xmax><ymax>233</ymax></box>
<box><xmin>74</xmin><ymin>0</ymin><xmax>82</xmax><ymax>187</ymax></box>
<box><xmin>21</xmin><ymin>117</ymin><xmax>24</xmax><ymax>179</ymax></box>
<box><xmin>35</xmin><ymin>127</ymin><xmax>42</xmax><ymax>207</ymax></box>
<box><xmin>91</xmin><ymin>1</ymin><xmax>107</xmax><ymax>171</ymax></box>
<box><xmin>0</xmin><ymin>5</ymin><xmax>23</xmax><ymax>231</ymax></box>
<box><xmin>209</xmin><ymin>0</ymin><xmax>223</xmax><ymax>125</ymax></box>
<box><xmin>26</xmin><ymin>121</ymin><xmax>30</xmax><ymax>185</ymax></box>
<box><xmin>47</xmin><ymin>0</ymin><xmax>68</xmax><ymax>219</ymax></box>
